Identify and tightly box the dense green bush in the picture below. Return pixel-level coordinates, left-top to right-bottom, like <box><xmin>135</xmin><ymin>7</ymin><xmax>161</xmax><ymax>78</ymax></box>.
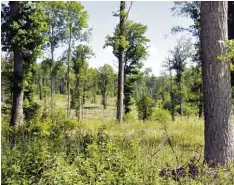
<box><xmin>136</xmin><ymin>94</ymin><xmax>155</xmax><ymax>120</ymax></box>
<box><xmin>149</xmin><ymin>108</ymin><xmax>171</xmax><ymax>123</ymax></box>
<box><xmin>175</xmin><ymin>103</ymin><xmax>198</xmax><ymax>116</ymax></box>
<box><xmin>123</xmin><ymin>112</ymin><xmax>138</xmax><ymax>123</ymax></box>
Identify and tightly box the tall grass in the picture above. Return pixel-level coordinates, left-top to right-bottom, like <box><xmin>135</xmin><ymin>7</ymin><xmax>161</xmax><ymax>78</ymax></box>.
<box><xmin>2</xmin><ymin>106</ymin><xmax>234</xmax><ymax>184</ymax></box>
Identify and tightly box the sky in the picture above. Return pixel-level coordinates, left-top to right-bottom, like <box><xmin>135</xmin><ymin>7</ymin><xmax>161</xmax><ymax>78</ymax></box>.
<box><xmin>78</xmin><ymin>1</ymin><xmax>193</xmax><ymax>76</ymax></box>
<box><xmin>2</xmin><ymin>1</ymin><xmax>193</xmax><ymax>76</ymax></box>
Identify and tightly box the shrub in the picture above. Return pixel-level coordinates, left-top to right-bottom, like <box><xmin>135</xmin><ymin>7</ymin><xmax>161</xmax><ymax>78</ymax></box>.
<box><xmin>175</xmin><ymin>104</ymin><xmax>198</xmax><ymax>116</ymax></box>
<box><xmin>149</xmin><ymin>108</ymin><xmax>171</xmax><ymax>123</ymax></box>
<box><xmin>136</xmin><ymin>94</ymin><xmax>155</xmax><ymax>120</ymax></box>
<box><xmin>123</xmin><ymin>112</ymin><xmax>138</xmax><ymax>123</ymax></box>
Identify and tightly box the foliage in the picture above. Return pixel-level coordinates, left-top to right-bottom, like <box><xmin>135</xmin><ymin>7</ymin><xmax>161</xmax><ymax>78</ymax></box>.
<box><xmin>149</xmin><ymin>108</ymin><xmax>171</xmax><ymax>123</ymax></box>
<box><xmin>71</xmin><ymin>44</ymin><xmax>94</xmax><ymax>112</ymax></box>
<box><xmin>98</xmin><ymin>64</ymin><xmax>116</xmax><ymax>109</ymax></box>
<box><xmin>123</xmin><ymin>112</ymin><xmax>138</xmax><ymax>123</ymax></box>
<box><xmin>136</xmin><ymin>93</ymin><xmax>155</xmax><ymax>120</ymax></box>
<box><xmin>105</xmin><ymin>20</ymin><xmax>149</xmax><ymax>114</ymax></box>
<box><xmin>2</xmin><ymin>109</ymin><xmax>234</xmax><ymax>184</ymax></box>
<box><xmin>218</xmin><ymin>40</ymin><xmax>234</xmax><ymax>65</ymax></box>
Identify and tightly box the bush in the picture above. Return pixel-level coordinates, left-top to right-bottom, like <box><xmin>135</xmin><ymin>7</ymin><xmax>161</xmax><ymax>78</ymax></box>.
<box><xmin>175</xmin><ymin>104</ymin><xmax>198</xmax><ymax>116</ymax></box>
<box><xmin>136</xmin><ymin>94</ymin><xmax>155</xmax><ymax>120</ymax></box>
<box><xmin>123</xmin><ymin>112</ymin><xmax>138</xmax><ymax>123</ymax></box>
<box><xmin>162</xmin><ymin>100</ymin><xmax>172</xmax><ymax>111</ymax></box>
<box><xmin>24</xmin><ymin>102</ymin><xmax>41</xmax><ymax>121</ymax></box>
<box><xmin>149</xmin><ymin>108</ymin><xmax>171</xmax><ymax>123</ymax></box>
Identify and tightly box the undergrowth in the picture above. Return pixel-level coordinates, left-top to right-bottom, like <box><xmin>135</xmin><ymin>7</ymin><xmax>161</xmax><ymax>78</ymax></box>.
<box><xmin>2</xmin><ymin>108</ymin><xmax>234</xmax><ymax>184</ymax></box>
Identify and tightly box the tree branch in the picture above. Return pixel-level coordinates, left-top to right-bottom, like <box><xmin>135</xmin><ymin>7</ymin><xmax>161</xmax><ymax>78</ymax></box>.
<box><xmin>125</xmin><ymin>1</ymin><xmax>134</xmax><ymax>22</ymax></box>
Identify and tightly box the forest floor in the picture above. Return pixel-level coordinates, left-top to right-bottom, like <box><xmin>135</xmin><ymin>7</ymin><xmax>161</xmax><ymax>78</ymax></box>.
<box><xmin>2</xmin><ymin>95</ymin><xmax>234</xmax><ymax>184</ymax></box>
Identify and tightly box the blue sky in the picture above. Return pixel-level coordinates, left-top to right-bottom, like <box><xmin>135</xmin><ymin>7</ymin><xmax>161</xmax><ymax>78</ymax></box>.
<box><xmin>2</xmin><ymin>1</ymin><xmax>193</xmax><ymax>76</ymax></box>
<box><xmin>79</xmin><ymin>1</ymin><xmax>193</xmax><ymax>76</ymax></box>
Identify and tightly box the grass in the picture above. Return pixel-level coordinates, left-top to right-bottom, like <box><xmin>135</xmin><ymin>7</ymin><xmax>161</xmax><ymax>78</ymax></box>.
<box><xmin>2</xmin><ymin>95</ymin><xmax>234</xmax><ymax>184</ymax></box>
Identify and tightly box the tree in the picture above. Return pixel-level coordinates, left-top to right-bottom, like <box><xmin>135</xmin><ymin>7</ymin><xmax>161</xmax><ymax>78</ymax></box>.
<box><xmin>43</xmin><ymin>1</ymin><xmax>65</xmax><ymax>118</ymax></box>
<box><xmin>64</xmin><ymin>1</ymin><xmax>89</xmax><ymax>117</ymax></box>
<box><xmin>123</xmin><ymin>21</ymin><xmax>149</xmax><ymax>114</ymax></box>
<box><xmin>1</xmin><ymin>1</ymin><xmax>47</xmax><ymax>126</ymax></box>
<box><xmin>169</xmin><ymin>37</ymin><xmax>192</xmax><ymax>116</ymax></box>
<box><xmin>105</xmin><ymin>20</ymin><xmax>149</xmax><ymax>114</ymax></box>
<box><xmin>116</xmin><ymin>1</ymin><xmax>126</xmax><ymax>123</ymax></box>
<box><xmin>71</xmin><ymin>44</ymin><xmax>94</xmax><ymax>121</ymax></box>
<box><xmin>171</xmin><ymin>1</ymin><xmax>203</xmax><ymax>118</ymax></box>
<box><xmin>136</xmin><ymin>93</ymin><xmax>154</xmax><ymax>121</ymax></box>
<box><xmin>98</xmin><ymin>64</ymin><xmax>115</xmax><ymax>109</ymax></box>
<box><xmin>201</xmin><ymin>1</ymin><xmax>234</xmax><ymax>165</ymax></box>
<box><xmin>172</xmin><ymin>1</ymin><xmax>234</xmax><ymax>114</ymax></box>
<box><xmin>161</xmin><ymin>57</ymin><xmax>176</xmax><ymax>121</ymax></box>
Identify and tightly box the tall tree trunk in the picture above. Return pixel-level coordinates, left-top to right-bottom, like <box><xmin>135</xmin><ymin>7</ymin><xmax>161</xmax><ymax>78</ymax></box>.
<box><xmin>67</xmin><ymin>23</ymin><xmax>72</xmax><ymax>117</ymax></box>
<box><xmin>10</xmin><ymin>1</ymin><xmax>24</xmax><ymax>127</ymax></box>
<box><xmin>201</xmin><ymin>1</ymin><xmax>234</xmax><ymax>165</ymax></box>
<box><xmin>116</xmin><ymin>1</ymin><xmax>125</xmax><ymax>123</ymax></box>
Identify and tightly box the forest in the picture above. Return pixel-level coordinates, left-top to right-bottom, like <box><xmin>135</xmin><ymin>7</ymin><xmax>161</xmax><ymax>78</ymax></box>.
<box><xmin>1</xmin><ymin>1</ymin><xmax>234</xmax><ymax>184</ymax></box>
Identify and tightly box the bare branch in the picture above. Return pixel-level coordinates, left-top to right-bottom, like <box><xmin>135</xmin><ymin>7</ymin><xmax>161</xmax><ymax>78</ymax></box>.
<box><xmin>125</xmin><ymin>1</ymin><xmax>134</xmax><ymax>22</ymax></box>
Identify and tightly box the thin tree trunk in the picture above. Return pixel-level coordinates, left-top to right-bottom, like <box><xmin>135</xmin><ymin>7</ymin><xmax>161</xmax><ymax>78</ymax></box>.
<box><xmin>103</xmin><ymin>89</ymin><xmax>107</xmax><ymax>109</ymax></box>
<box><xmin>50</xmin><ymin>26</ymin><xmax>54</xmax><ymax>121</ymax></box>
<box><xmin>39</xmin><ymin>74</ymin><xmax>43</xmax><ymax>100</ymax></box>
<box><xmin>67</xmin><ymin>23</ymin><xmax>72</xmax><ymax>118</ymax></box>
<box><xmin>179</xmin><ymin>80</ymin><xmax>182</xmax><ymax>116</ymax></box>
<box><xmin>170</xmin><ymin>69</ymin><xmax>175</xmax><ymax>121</ymax></box>
<box><xmin>116</xmin><ymin>1</ymin><xmax>125</xmax><ymax>123</ymax></box>
<box><xmin>10</xmin><ymin>1</ymin><xmax>24</xmax><ymax>127</ymax></box>
<box><xmin>201</xmin><ymin>1</ymin><xmax>234</xmax><ymax>165</ymax></box>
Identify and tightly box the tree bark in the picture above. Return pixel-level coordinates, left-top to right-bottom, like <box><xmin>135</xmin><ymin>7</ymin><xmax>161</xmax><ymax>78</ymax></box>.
<box><xmin>10</xmin><ymin>1</ymin><xmax>24</xmax><ymax>127</ymax></box>
<box><xmin>116</xmin><ymin>1</ymin><xmax>125</xmax><ymax>123</ymax></box>
<box><xmin>67</xmin><ymin>23</ymin><xmax>72</xmax><ymax>118</ymax></box>
<box><xmin>201</xmin><ymin>1</ymin><xmax>234</xmax><ymax>165</ymax></box>
<box><xmin>39</xmin><ymin>74</ymin><xmax>43</xmax><ymax>100</ymax></box>
<box><xmin>50</xmin><ymin>25</ymin><xmax>54</xmax><ymax>121</ymax></box>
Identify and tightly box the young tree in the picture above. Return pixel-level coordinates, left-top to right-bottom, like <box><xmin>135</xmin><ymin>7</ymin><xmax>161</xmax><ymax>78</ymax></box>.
<box><xmin>201</xmin><ymin>1</ymin><xmax>234</xmax><ymax>165</ymax></box>
<box><xmin>161</xmin><ymin>57</ymin><xmax>176</xmax><ymax>121</ymax></box>
<box><xmin>71</xmin><ymin>44</ymin><xmax>93</xmax><ymax>121</ymax></box>
<box><xmin>98</xmin><ymin>64</ymin><xmax>115</xmax><ymax>109</ymax></box>
<box><xmin>171</xmin><ymin>2</ymin><xmax>203</xmax><ymax>117</ymax></box>
<box><xmin>1</xmin><ymin>2</ymin><xmax>47</xmax><ymax>126</ymax></box>
<box><xmin>169</xmin><ymin>37</ymin><xmax>192</xmax><ymax>116</ymax></box>
<box><xmin>64</xmin><ymin>1</ymin><xmax>89</xmax><ymax>117</ymax></box>
<box><xmin>136</xmin><ymin>93</ymin><xmax>154</xmax><ymax>121</ymax></box>
<box><xmin>43</xmin><ymin>2</ymin><xmax>65</xmax><ymax>107</ymax></box>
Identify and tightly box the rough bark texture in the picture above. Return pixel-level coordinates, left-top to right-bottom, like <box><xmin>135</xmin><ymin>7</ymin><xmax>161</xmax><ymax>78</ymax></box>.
<box><xmin>198</xmin><ymin>83</ymin><xmax>203</xmax><ymax>118</ymax></box>
<box><xmin>10</xmin><ymin>1</ymin><xmax>24</xmax><ymax>127</ymax></box>
<box><xmin>201</xmin><ymin>1</ymin><xmax>234</xmax><ymax>165</ymax></box>
<box><xmin>116</xmin><ymin>1</ymin><xmax>125</xmax><ymax>123</ymax></box>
